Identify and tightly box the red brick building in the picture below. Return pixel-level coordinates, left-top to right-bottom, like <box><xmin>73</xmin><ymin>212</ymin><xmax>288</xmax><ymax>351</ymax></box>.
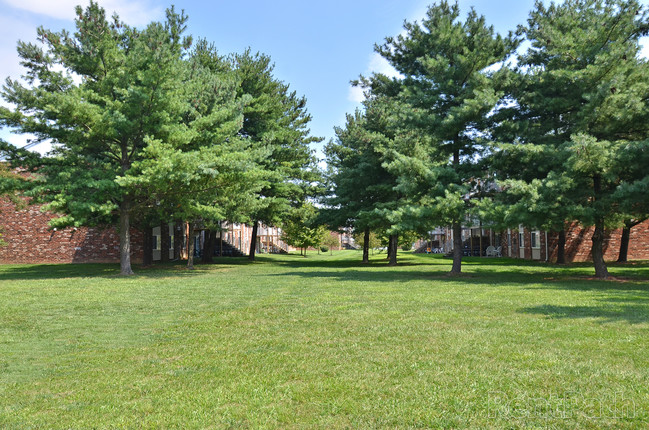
<box><xmin>498</xmin><ymin>221</ymin><xmax>649</xmax><ymax>262</ymax></box>
<box><xmin>2</xmin><ymin>194</ymin><xmax>647</xmax><ymax>265</ymax></box>
<box><xmin>0</xmin><ymin>198</ymin><xmax>144</xmax><ymax>264</ymax></box>
<box><xmin>0</xmin><ymin>198</ymin><xmax>292</xmax><ymax>264</ymax></box>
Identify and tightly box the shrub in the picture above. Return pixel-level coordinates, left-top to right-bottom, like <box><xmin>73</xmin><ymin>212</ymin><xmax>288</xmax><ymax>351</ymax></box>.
<box><xmin>320</xmin><ymin>246</ymin><xmax>329</xmax><ymax>253</ymax></box>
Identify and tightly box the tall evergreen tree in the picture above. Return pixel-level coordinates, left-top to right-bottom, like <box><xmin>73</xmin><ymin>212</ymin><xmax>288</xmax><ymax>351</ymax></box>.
<box><xmin>491</xmin><ymin>0</ymin><xmax>649</xmax><ymax>278</ymax></box>
<box><xmin>120</xmin><ymin>40</ymin><xmax>266</xmax><ymax>269</ymax></box>
<box><xmin>231</xmin><ymin>51</ymin><xmax>320</xmax><ymax>261</ymax></box>
<box><xmin>362</xmin><ymin>1</ymin><xmax>514</xmax><ymax>274</ymax></box>
<box><xmin>323</xmin><ymin>98</ymin><xmax>401</xmax><ymax>264</ymax></box>
<box><xmin>0</xmin><ymin>2</ymin><xmax>191</xmax><ymax>275</ymax></box>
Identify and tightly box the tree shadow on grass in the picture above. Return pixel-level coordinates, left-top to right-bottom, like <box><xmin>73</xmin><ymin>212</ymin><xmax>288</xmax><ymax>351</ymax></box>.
<box><xmin>0</xmin><ymin>261</ymin><xmax>211</xmax><ymax>281</ymax></box>
<box><xmin>262</xmin><ymin>256</ymin><xmax>435</xmax><ymax>269</ymax></box>
<box><xmin>260</xmin><ymin>252</ymin><xmax>649</xmax><ymax>290</ymax></box>
<box><xmin>519</xmin><ymin>301</ymin><xmax>649</xmax><ymax>324</ymax></box>
<box><xmin>265</xmin><ymin>267</ymin><xmax>571</xmax><ymax>287</ymax></box>
<box><xmin>266</xmin><ymin>263</ymin><xmax>649</xmax><ymax>294</ymax></box>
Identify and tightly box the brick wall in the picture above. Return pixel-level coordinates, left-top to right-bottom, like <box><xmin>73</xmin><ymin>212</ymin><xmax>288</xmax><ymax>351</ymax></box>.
<box><xmin>547</xmin><ymin>221</ymin><xmax>649</xmax><ymax>263</ymax></box>
<box><xmin>0</xmin><ymin>198</ymin><xmax>143</xmax><ymax>264</ymax></box>
<box><xmin>499</xmin><ymin>221</ymin><xmax>649</xmax><ymax>263</ymax></box>
<box><xmin>499</xmin><ymin>228</ymin><xmax>547</xmax><ymax>260</ymax></box>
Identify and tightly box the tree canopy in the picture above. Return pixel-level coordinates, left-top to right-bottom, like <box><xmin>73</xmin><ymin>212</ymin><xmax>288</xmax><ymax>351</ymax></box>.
<box><xmin>488</xmin><ymin>0</ymin><xmax>649</xmax><ymax>278</ymax></box>
<box><xmin>352</xmin><ymin>1</ymin><xmax>515</xmax><ymax>273</ymax></box>
<box><xmin>0</xmin><ymin>1</ymin><xmax>320</xmax><ymax>274</ymax></box>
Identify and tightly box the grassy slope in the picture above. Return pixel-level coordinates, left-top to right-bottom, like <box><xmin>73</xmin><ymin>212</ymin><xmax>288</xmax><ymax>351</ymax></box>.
<box><xmin>0</xmin><ymin>251</ymin><xmax>648</xmax><ymax>429</ymax></box>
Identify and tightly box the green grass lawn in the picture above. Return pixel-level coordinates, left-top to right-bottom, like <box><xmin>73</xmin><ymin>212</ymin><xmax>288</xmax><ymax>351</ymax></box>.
<box><xmin>1</xmin><ymin>251</ymin><xmax>648</xmax><ymax>429</ymax></box>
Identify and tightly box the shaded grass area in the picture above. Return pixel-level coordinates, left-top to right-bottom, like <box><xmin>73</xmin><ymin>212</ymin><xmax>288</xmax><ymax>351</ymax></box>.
<box><xmin>0</xmin><ymin>251</ymin><xmax>648</xmax><ymax>428</ymax></box>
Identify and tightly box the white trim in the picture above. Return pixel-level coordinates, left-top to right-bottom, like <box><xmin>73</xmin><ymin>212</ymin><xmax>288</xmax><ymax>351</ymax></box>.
<box><xmin>531</xmin><ymin>230</ymin><xmax>541</xmax><ymax>249</ymax></box>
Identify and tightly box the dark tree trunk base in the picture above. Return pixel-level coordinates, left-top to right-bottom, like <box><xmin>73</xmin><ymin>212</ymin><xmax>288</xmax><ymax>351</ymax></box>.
<box><xmin>187</xmin><ymin>222</ymin><xmax>195</xmax><ymax>270</ymax></box>
<box><xmin>556</xmin><ymin>229</ymin><xmax>566</xmax><ymax>265</ymax></box>
<box><xmin>617</xmin><ymin>222</ymin><xmax>633</xmax><ymax>263</ymax></box>
<box><xmin>450</xmin><ymin>221</ymin><xmax>462</xmax><ymax>274</ymax></box>
<box><xmin>142</xmin><ymin>226</ymin><xmax>153</xmax><ymax>267</ymax></box>
<box><xmin>202</xmin><ymin>230</ymin><xmax>215</xmax><ymax>264</ymax></box>
<box><xmin>160</xmin><ymin>222</ymin><xmax>170</xmax><ymax>263</ymax></box>
<box><xmin>173</xmin><ymin>221</ymin><xmax>182</xmax><ymax>261</ymax></box>
<box><xmin>388</xmin><ymin>234</ymin><xmax>398</xmax><ymax>266</ymax></box>
<box><xmin>591</xmin><ymin>221</ymin><xmax>609</xmax><ymax>279</ymax></box>
<box><xmin>248</xmin><ymin>221</ymin><xmax>259</xmax><ymax>261</ymax></box>
<box><xmin>119</xmin><ymin>198</ymin><xmax>134</xmax><ymax>275</ymax></box>
<box><xmin>362</xmin><ymin>227</ymin><xmax>370</xmax><ymax>264</ymax></box>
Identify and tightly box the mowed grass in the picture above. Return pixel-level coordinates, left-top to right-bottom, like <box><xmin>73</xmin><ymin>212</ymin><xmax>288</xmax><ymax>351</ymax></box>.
<box><xmin>1</xmin><ymin>251</ymin><xmax>648</xmax><ymax>429</ymax></box>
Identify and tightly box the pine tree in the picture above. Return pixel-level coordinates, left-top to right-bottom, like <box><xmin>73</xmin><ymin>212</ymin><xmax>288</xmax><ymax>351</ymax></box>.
<box><xmin>613</xmin><ymin>140</ymin><xmax>649</xmax><ymax>262</ymax></box>
<box><xmin>120</xmin><ymin>40</ymin><xmax>266</xmax><ymax>269</ymax></box>
<box><xmin>0</xmin><ymin>2</ymin><xmax>191</xmax><ymax>275</ymax></box>
<box><xmin>491</xmin><ymin>0</ymin><xmax>649</xmax><ymax>278</ymax></box>
<box><xmin>323</xmin><ymin>98</ymin><xmax>402</xmax><ymax>265</ymax></box>
<box><xmin>231</xmin><ymin>50</ymin><xmax>320</xmax><ymax>261</ymax></box>
<box><xmin>362</xmin><ymin>1</ymin><xmax>514</xmax><ymax>274</ymax></box>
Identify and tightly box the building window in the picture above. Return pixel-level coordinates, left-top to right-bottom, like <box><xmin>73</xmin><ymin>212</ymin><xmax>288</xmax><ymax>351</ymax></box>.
<box><xmin>531</xmin><ymin>231</ymin><xmax>541</xmax><ymax>249</ymax></box>
<box><xmin>518</xmin><ymin>228</ymin><xmax>524</xmax><ymax>247</ymax></box>
<box><xmin>152</xmin><ymin>235</ymin><xmax>160</xmax><ymax>251</ymax></box>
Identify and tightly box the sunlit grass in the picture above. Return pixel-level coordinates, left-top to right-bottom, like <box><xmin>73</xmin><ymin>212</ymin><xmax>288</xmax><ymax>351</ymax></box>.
<box><xmin>1</xmin><ymin>251</ymin><xmax>647</xmax><ymax>428</ymax></box>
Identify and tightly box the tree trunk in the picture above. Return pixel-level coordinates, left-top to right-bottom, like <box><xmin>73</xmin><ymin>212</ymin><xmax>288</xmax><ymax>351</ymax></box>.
<box><xmin>187</xmin><ymin>222</ymin><xmax>195</xmax><ymax>270</ymax></box>
<box><xmin>450</xmin><ymin>221</ymin><xmax>463</xmax><ymax>274</ymax></box>
<box><xmin>556</xmin><ymin>229</ymin><xmax>566</xmax><ymax>265</ymax></box>
<box><xmin>450</xmin><ymin>147</ymin><xmax>463</xmax><ymax>275</ymax></box>
<box><xmin>591</xmin><ymin>174</ymin><xmax>609</xmax><ymax>279</ymax></box>
<box><xmin>173</xmin><ymin>221</ymin><xmax>182</xmax><ymax>260</ymax></box>
<box><xmin>217</xmin><ymin>220</ymin><xmax>223</xmax><ymax>256</ymax></box>
<box><xmin>362</xmin><ymin>227</ymin><xmax>370</xmax><ymax>264</ymax></box>
<box><xmin>160</xmin><ymin>222</ymin><xmax>169</xmax><ymax>263</ymax></box>
<box><xmin>248</xmin><ymin>221</ymin><xmax>259</xmax><ymax>261</ymax></box>
<box><xmin>142</xmin><ymin>226</ymin><xmax>153</xmax><ymax>266</ymax></box>
<box><xmin>119</xmin><ymin>198</ymin><xmax>134</xmax><ymax>275</ymax></box>
<box><xmin>388</xmin><ymin>234</ymin><xmax>398</xmax><ymax>266</ymax></box>
<box><xmin>617</xmin><ymin>221</ymin><xmax>633</xmax><ymax>263</ymax></box>
<box><xmin>202</xmin><ymin>229</ymin><xmax>214</xmax><ymax>264</ymax></box>
<box><xmin>591</xmin><ymin>220</ymin><xmax>609</xmax><ymax>279</ymax></box>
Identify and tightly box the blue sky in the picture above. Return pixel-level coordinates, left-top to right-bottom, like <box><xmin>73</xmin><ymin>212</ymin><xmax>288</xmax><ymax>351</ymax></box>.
<box><xmin>0</xmin><ymin>0</ymin><xmax>647</xmax><ymax>161</ymax></box>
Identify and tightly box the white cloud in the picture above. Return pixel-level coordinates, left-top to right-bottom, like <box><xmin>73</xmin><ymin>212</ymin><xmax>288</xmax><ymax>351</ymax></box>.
<box><xmin>348</xmin><ymin>85</ymin><xmax>365</xmax><ymax>104</ymax></box>
<box><xmin>0</xmin><ymin>14</ymin><xmax>36</xmax><ymax>109</ymax></box>
<box><xmin>347</xmin><ymin>52</ymin><xmax>402</xmax><ymax>103</ymax></box>
<box><xmin>0</xmin><ymin>0</ymin><xmax>164</xmax><ymax>26</ymax></box>
<box><xmin>367</xmin><ymin>52</ymin><xmax>401</xmax><ymax>79</ymax></box>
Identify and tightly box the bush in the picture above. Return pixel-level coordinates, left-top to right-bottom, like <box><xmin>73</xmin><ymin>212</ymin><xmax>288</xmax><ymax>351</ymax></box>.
<box><xmin>320</xmin><ymin>246</ymin><xmax>329</xmax><ymax>253</ymax></box>
<box><xmin>402</xmin><ymin>244</ymin><xmax>412</xmax><ymax>251</ymax></box>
